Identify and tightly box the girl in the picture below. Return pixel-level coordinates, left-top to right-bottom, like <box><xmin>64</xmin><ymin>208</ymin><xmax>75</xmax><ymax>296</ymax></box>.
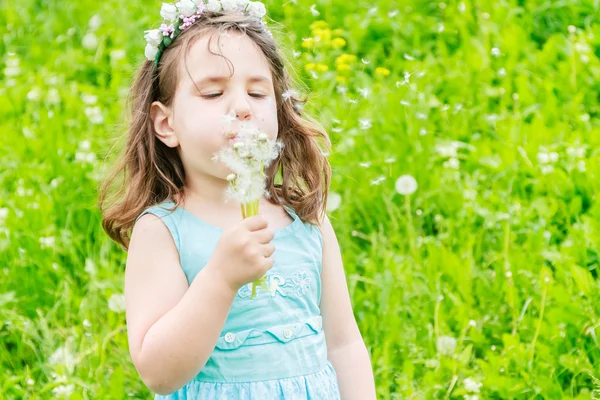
<box><xmin>99</xmin><ymin>1</ymin><xmax>376</xmax><ymax>398</ymax></box>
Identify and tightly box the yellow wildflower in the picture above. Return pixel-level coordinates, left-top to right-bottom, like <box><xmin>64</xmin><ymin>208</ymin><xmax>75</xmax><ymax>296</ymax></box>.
<box><xmin>316</xmin><ymin>63</ymin><xmax>329</xmax><ymax>72</ymax></box>
<box><xmin>332</xmin><ymin>29</ymin><xmax>344</xmax><ymax>37</ymax></box>
<box><xmin>336</xmin><ymin>63</ymin><xmax>351</xmax><ymax>72</ymax></box>
<box><xmin>375</xmin><ymin>67</ymin><xmax>391</xmax><ymax>77</ymax></box>
<box><xmin>331</xmin><ymin>38</ymin><xmax>346</xmax><ymax>49</ymax></box>
<box><xmin>335</xmin><ymin>54</ymin><xmax>357</xmax><ymax>65</ymax></box>
<box><xmin>310</xmin><ymin>20</ymin><xmax>329</xmax><ymax>31</ymax></box>
<box><xmin>301</xmin><ymin>38</ymin><xmax>315</xmax><ymax>49</ymax></box>
<box><xmin>335</xmin><ymin>76</ymin><xmax>347</xmax><ymax>84</ymax></box>
<box><xmin>305</xmin><ymin>63</ymin><xmax>316</xmax><ymax>71</ymax></box>
<box><xmin>314</xmin><ymin>28</ymin><xmax>331</xmax><ymax>43</ymax></box>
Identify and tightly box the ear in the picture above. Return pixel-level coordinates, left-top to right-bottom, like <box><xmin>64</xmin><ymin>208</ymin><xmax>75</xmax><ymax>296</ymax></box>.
<box><xmin>150</xmin><ymin>101</ymin><xmax>179</xmax><ymax>148</ymax></box>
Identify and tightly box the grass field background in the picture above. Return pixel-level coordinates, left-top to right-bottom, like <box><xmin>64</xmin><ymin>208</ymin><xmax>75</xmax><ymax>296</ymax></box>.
<box><xmin>2</xmin><ymin>0</ymin><xmax>600</xmax><ymax>398</ymax></box>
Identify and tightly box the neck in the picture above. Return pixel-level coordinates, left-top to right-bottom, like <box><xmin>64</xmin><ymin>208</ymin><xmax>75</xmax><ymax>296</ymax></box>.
<box><xmin>181</xmin><ymin>172</ymin><xmax>269</xmax><ymax>210</ymax></box>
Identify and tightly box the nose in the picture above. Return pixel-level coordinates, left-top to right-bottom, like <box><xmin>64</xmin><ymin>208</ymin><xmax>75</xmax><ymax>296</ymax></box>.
<box><xmin>236</xmin><ymin>107</ymin><xmax>252</xmax><ymax>121</ymax></box>
<box><xmin>232</xmin><ymin>90</ymin><xmax>252</xmax><ymax>121</ymax></box>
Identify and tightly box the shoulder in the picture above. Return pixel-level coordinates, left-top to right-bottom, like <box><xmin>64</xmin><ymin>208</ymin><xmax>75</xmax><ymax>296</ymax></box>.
<box><xmin>131</xmin><ymin>201</ymin><xmax>181</xmax><ymax>252</ymax></box>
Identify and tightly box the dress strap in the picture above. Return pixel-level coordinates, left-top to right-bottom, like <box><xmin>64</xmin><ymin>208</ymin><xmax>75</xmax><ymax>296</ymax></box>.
<box><xmin>135</xmin><ymin>202</ymin><xmax>182</xmax><ymax>252</ymax></box>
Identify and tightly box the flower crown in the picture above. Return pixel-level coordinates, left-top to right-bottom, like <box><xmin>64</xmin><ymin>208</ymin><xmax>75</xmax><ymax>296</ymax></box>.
<box><xmin>144</xmin><ymin>0</ymin><xmax>269</xmax><ymax>66</ymax></box>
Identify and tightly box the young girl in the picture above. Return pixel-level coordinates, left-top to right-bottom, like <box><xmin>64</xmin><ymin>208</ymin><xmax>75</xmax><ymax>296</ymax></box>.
<box><xmin>99</xmin><ymin>1</ymin><xmax>376</xmax><ymax>398</ymax></box>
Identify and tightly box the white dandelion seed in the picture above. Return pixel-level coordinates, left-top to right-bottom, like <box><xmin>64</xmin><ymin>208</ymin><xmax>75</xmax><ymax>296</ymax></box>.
<box><xmin>361</xmin><ymin>58</ymin><xmax>370</xmax><ymax>64</ymax></box>
<box><xmin>310</xmin><ymin>4</ymin><xmax>319</xmax><ymax>16</ymax></box>
<box><xmin>403</xmin><ymin>54</ymin><xmax>414</xmax><ymax>61</ymax></box>
<box><xmin>282</xmin><ymin>89</ymin><xmax>297</xmax><ymax>101</ymax></box>
<box><xmin>347</xmin><ymin>98</ymin><xmax>358</xmax><ymax>104</ymax></box>
<box><xmin>357</xmin><ymin>88</ymin><xmax>370</xmax><ymax>98</ymax></box>
<box><xmin>370</xmin><ymin>176</ymin><xmax>386</xmax><ymax>185</ymax></box>
<box><xmin>222</xmin><ymin>110</ymin><xmax>237</xmax><ymax>123</ymax></box>
<box><xmin>491</xmin><ymin>47</ymin><xmax>501</xmax><ymax>57</ymax></box>
<box><xmin>293</xmin><ymin>50</ymin><xmax>301</xmax><ymax>58</ymax></box>
<box><xmin>400</xmin><ymin>100</ymin><xmax>410</xmax><ymax>106</ymax></box>
<box><xmin>359</xmin><ymin>161</ymin><xmax>372</xmax><ymax>168</ymax></box>
<box><xmin>395</xmin><ymin>175</ymin><xmax>418</xmax><ymax>195</ymax></box>
<box><xmin>359</xmin><ymin>119</ymin><xmax>372</xmax><ymax>130</ymax></box>
<box><xmin>388</xmin><ymin>10</ymin><xmax>399</xmax><ymax>17</ymax></box>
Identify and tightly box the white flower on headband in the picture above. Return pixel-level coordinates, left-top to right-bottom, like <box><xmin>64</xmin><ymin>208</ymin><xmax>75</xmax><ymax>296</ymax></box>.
<box><xmin>145</xmin><ymin>0</ymin><xmax>270</xmax><ymax>63</ymax></box>
<box><xmin>247</xmin><ymin>2</ymin><xmax>266</xmax><ymax>17</ymax></box>
<box><xmin>144</xmin><ymin>29</ymin><xmax>163</xmax><ymax>46</ymax></box>
<box><xmin>221</xmin><ymin>0</ymin><xmax>238</xmax><ymax>12</ymax></box>
<box><xmin>145</xmin><ymin>43</ymin><xmax>160</xmax><ymax>60</ymax></box>
<box><xmin>177</xmin><ymin>0</ymin><xmax>197</xmax><ymax>16</ymax></box>
<box><xmin>160</xmin><ymin>3</ymin><xmax>179</xmax><ymax>22</ymax></box>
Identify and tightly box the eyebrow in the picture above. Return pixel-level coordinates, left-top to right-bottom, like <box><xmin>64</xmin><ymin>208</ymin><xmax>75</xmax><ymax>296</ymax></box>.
<box><xmin>193</xmin><ymin>75</ymin><xmax>272</xmax><ymax>86</ymax></box>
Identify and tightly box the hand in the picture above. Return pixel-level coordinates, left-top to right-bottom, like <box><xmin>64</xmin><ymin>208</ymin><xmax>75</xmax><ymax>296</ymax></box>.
<box><xmin>207</xmin><ymin>215</ymin><xmax>275</xmax><ymax>292</ymax></box>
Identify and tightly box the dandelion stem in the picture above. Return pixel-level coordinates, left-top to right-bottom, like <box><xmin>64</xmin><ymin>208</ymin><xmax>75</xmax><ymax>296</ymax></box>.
<box><xmin>529</xmin><ymin>278</ymin><xmax>549</xmax><ymax>370</ymax></box>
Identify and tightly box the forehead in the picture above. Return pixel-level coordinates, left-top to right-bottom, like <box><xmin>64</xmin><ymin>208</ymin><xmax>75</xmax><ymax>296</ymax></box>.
<box><xmin>183</xmin><ymin>31</ymin><xmax>272</xmax><ymax>82</ymax></box>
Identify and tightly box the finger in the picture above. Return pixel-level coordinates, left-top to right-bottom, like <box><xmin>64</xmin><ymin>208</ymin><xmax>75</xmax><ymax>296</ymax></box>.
<box><xmin>254</xmin><ymin>228</ymin><xmax>275</xmax><ymax>244</ymax></box>
<box><xmin>262</xmin><ymin>256</ymin><xmax>275</xmax><ymax>271</ymax></box>
<box><xmin>262</xmin><ymin>243</ymin><xmax>275</xmax><ymax>257</ymax></box>
<box><xmin>243</xmin><ymin>215</ymin><xmax>268</xmax><ymax>232</ymax></box>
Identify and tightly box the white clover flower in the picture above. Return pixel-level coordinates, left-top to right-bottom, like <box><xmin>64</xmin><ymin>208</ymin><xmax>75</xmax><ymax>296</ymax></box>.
<box><xmin>39</xmin><ymin>236</ymin><xmax>56</xmax><ymax>249</ymax></box>
<box><xmin>144</xmin><ymin>29</ymin><xmax>163</xmax><ymax>47</ymax></box>
<box><xmin>463</xmin><ymin>378</ymin><xmax>482</xmax><ymax>393</ymax></box>
<box><xmin>177</xmin><ymin>0</ymin><xmax>197</xmax><ymax>16</ymax></box>
<box><xmin>84</xmin><ymin>106</ymin><xmax>104</xmax><ymax>124</ymax></box>
<box><xmin>82</xmin><ymin>32</ymin><xmax>98</xmax><ymax>49</ymax></box>
<box><xmin>26</xmin><ymin>88</ymin><xmax>41</xmax><ymax>102</ymax></box>
<box><xmin>145</xmin><ymin>43</ymin><xmax>159</xmax><ymax>61</ymax></box>
<box><xmin>108</xmin><ymin>293</ymin><xmax>126</xmax><ymax>313</ymax></box>
<box><xmin>89</xmin><ymin>14</ymin><xmax>102</xmax><ymax>30</ymax></box>
<box><xmin>160</xmin><ymin>3</ymin><xmax>179</xmax><ymax>21</ymax></box>
<box><xmin>395</xmin><ymin>175</ymin><xmax>417</xmax><ymax>196</ymax></box>
<box><xmin>436</xmin><ymin>335</ymin><xmax>457</xmax><ymax>356</ymax></box>
<box><xmin>52</xmin><ymin>384</ymin><xmax>75</xmax><ymax>398</ymax></box>
<box><xmin>443</xmin><ymin>157</ymin><xmax>460</xmax><ymax>169</ymax></box>
<box><xmin>206</xmin><ymin>0</ymin><xmax>222</xmax><ymax>11</ymax></box>
<box><xmin>537</xmin><ymin>151</ymin><xmax>550</xmax><ymax>164</ymax></box>
<box><xmin>491</xmin><ymin>47</ymin><xmax>501</xmax><ymax>56</ymax></box>
<box><xmin>81</xmin><ymin>94</ymin><xmax>97</xmax><ymax>105</ymax></box>
<box><xmin>327</xmin><ymin>192</ymin><xmax>341</xmax><ymax>212</ymax></box>
<box><xmin>48</xmin><ymin>346</ymin><xmax>76</xmax><ymax>367</ymax></box>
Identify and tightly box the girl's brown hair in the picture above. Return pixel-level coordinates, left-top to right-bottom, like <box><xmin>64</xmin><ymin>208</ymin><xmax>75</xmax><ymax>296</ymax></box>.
<box><xmin>99</xmin><ymin>12</ymin><xmax>331</xmax><ymax>250</ymax></box>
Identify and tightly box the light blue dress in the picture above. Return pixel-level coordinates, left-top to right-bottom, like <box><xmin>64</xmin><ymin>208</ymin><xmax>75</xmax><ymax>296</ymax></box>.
<box><xmin>135</xmin><ymin>200</ymin><xmax>341</xmax><ymax>399</ymax></box>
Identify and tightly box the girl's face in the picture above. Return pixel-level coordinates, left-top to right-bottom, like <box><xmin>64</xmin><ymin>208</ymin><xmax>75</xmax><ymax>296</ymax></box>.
<box><xmin>151</xmin><ymin>31</ymin><xmax>278</xmax><ymax>182</ymax></box>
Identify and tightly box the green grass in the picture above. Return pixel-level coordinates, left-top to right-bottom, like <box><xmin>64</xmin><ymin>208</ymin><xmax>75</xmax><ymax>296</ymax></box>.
<box><xmin>2</xmin><ymin>0</ymin><xmax>600</xmax><ymax>398</ymax></box>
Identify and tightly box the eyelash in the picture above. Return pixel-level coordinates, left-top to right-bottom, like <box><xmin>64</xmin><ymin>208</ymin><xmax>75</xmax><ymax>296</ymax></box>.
<box><xmin>201</xmin><ymin>93</ymin><xmax>266</xmax><ymax>99</ymax></box>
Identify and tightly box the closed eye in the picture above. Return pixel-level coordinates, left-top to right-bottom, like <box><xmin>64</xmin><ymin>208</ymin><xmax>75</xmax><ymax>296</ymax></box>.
<box><xmin>200</xmin><ymin>93</ymin><xmax>267</xmax><ymax>99</ymax></box>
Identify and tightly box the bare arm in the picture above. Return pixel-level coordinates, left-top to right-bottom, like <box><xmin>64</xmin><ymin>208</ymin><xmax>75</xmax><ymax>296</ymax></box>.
<box><xmin>320</xmin><ymin>214</ymin><xmax>377</xmax><ymax>399</ymax></box>
<box><xmin>125</xmin><ymin>214</ymin><xmax>237</xmax><ymax>395</ymax></box>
